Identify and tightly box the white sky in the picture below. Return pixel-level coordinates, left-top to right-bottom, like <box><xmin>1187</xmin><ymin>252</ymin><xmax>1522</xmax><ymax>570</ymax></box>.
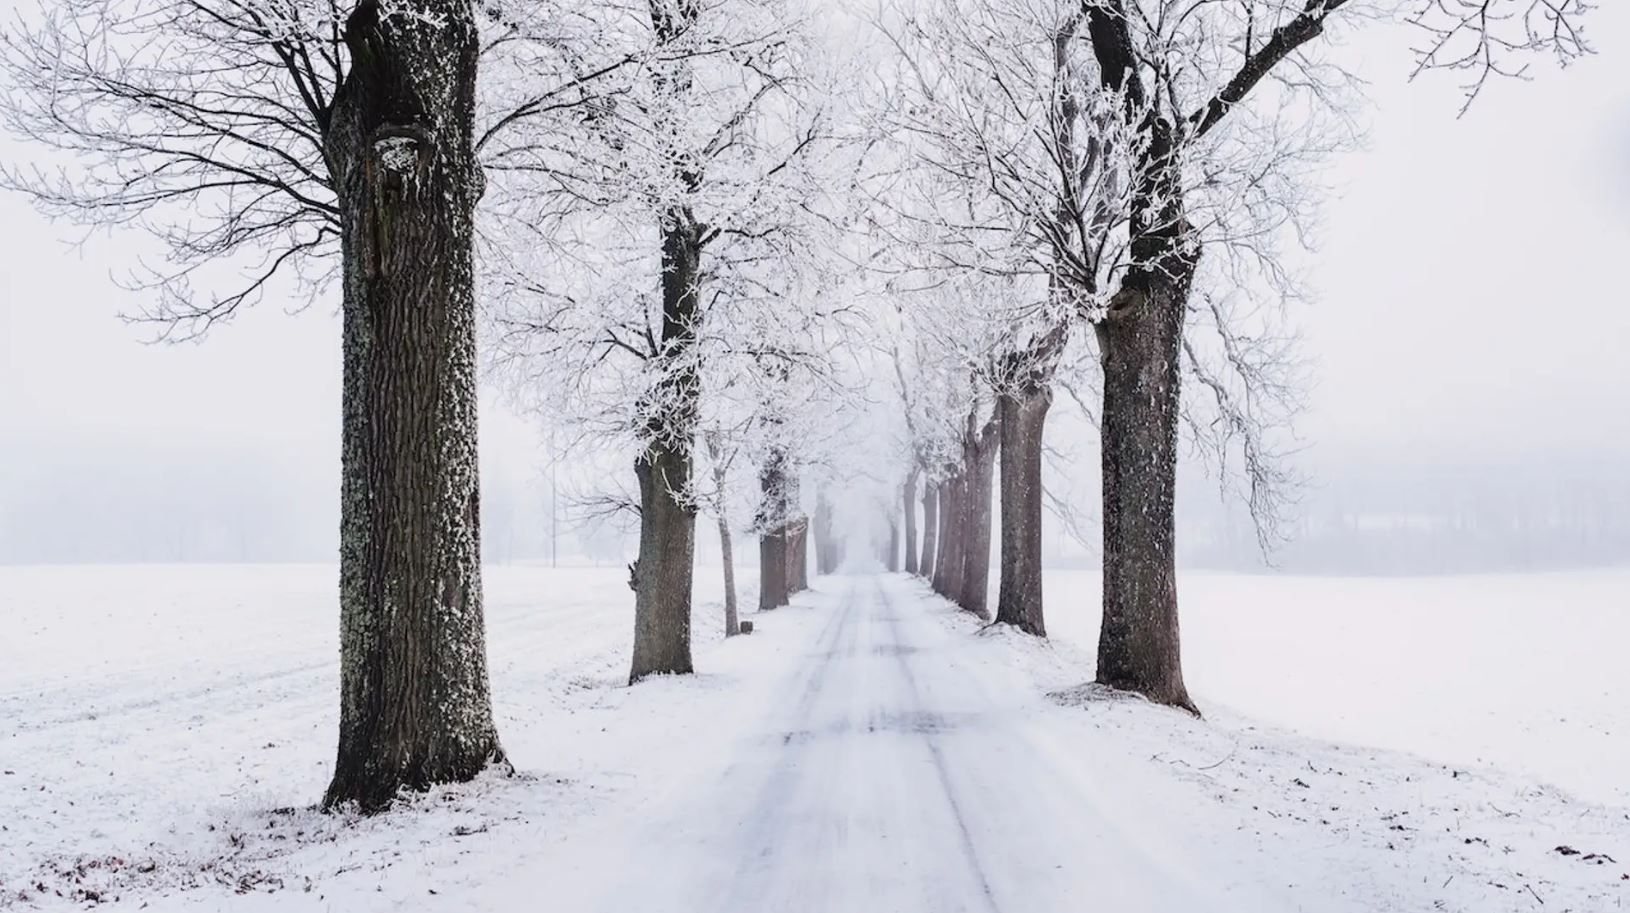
<box><xmin>1</xmin><ymin>4</ymin><xmax>1627</xmax><ymax>563</ymax></box>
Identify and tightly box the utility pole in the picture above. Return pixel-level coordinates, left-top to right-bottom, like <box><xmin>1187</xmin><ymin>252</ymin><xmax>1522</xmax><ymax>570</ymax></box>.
<box><xmin>550</xmin><ymin>427</ymin><xmax>559</xmax><ymax>568</ymax></box>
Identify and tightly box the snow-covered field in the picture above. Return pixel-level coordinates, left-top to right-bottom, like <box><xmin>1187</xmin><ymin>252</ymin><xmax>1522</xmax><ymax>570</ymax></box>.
<box><xmin>1</xmin><ymin>564</ymin><xmax>1626</xmax><ymax>911</ymax></box>
<box><xmin>1040</xmin><ymin>569</ymin><xmax>1630</xmax><ymax>807</ymax></box>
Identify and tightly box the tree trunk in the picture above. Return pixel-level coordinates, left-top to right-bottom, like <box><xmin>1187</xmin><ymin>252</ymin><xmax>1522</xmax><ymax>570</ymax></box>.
<box><xmin>902</xmin><ymin>468</ymin><xmax>920</xmax><ymax>575</ymax></box>
<box><xmin>627</xmin><ymin>204</ymin><xmax>703</xmax><ymax>682</ymax></box>
<box><xmin>717</xmin><ymin>506</ymin><xmax>739</xmax><ymax>638</ymax></box>
<box><xmin>703</xmin><ymin>437</ymin><xmax>737</xmax><ymax>637</ymax></box>
<box><xmin>995</xmin><ymin>387</ymin><xmax>1050</xmax><ymax>636</ymax></box>
<box><xmin>758</xmin><ymin>455</ymin><xmax>790</xmax><ymax>610</ymax></box>
<box><xmin>959</xmin><ymin>426</ymin><xmax>999</xmax><ymax>619</ymax></box>
<box><xmin>931</xmin><ymin>480</ymin><xmax>950</xmax><ymax>593</ymax></box>
<box><xmin>1092</xmin><ymin>140</ymin><xmax>1197</xmax><ymax>712</ymax></box>
<box><xmin>631</xmin><ymin>441</ymin><xmax>696</xmax><ymax>680</ymax></box>
<box><xmin>934</xmin><ymin>477</ymin><xmax>966</xmax><ymax>599</ymax></box>
<box><xmin>919</xmin><ymin>483</ymin><xmax>938</xmax><ymax>580</ymax></box>
<box><xmin>626</xmin><ymin>0</ymin><xmax>707</xmax><ymax>685</ymax></box>
<box><xmin>324</xmin><ymin>0</ymin><xmax>503</xmax><ymax>812</ymax></box>
<box><xmin>814</xmin><ymin>488</ymin><xmax>837</xmax><ymax>574</ymax></box>
<box><xmin>759</xmin><ymin>526</ymin><xmax>788</xmax><ymax>609</ymax></box>
<box><xmin>1085</xmin><ymin>0</ymin><xmax>1196</xmax><ymax>715</ymax></box>
<box><xmin>787</xmin><ymin>518</ymin><xmax>809</xmax><ymax>593</ymax></box>
<box><xmin>886</xmin><ymin>511</ymin><xmax>901</xmax><ymax>573</ymax></box>
<box><xmin>947</xmin><ymin>475</ymin><xmax>968</xmax><ymax>600</ymax></box>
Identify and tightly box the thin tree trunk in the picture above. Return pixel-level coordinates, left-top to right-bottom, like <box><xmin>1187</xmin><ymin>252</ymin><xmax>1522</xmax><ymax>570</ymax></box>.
<box><xmin>932</xmin><ymin>479</ymin><xmax>951</xmax><ymax>599</ymax></box>
<box><xmin>787</xmin><ymin>518</ymin><xmax>809</xmax><ymax>592</ymax></box>
<box><xmin>931</xmin><ymin>479</ymin><xmax>950</xmax><ymax>593</ymax></box>
<box><xmin>995</xmin><ymin>387</ymin><xmax>1050</xmax><ymax>636</ymax></box>
<box><xmin>886</xmin><ymin>511</ymin><xmax>901</xmax><ymax>573</ymax></box>
<box><xmin>324</xmin><ymin>0</ymin><xmax>502</xmax><ymax>812</ymax></box>
<box><xmin>902</xmin><ymin>468</ymin><xmax>920</xmax><ymax>575</ymax></box>
<box><xmin>959</xmin><ymin>424</ymin><xmax>999</xmax><ymax>619</ymax></box>
<box><xmin>814</xmin><ymin>488</ymin><xmax>836</xmax><ymax>574</ymax></box>
<box><xmin>716</xmin><ymin>497</ymin><xmax>739</xmax><ymax>638</ymax></box>
<box><xmin>945</xmin><ymin>475</ymin><xmax>968</xmax><ymax>600</ymax></box>
<box><xmin>920</xmin><ymin>483</ymin><xmax>938</xmax><ymax>580</ymax></box>
<box><xmin>703</xmin><ymin>434</ymin><xmax>737</xmax><ymax>636</ymax></box>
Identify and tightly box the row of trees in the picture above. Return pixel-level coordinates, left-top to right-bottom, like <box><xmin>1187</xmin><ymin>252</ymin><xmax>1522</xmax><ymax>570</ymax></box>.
<box><xmin>0</xmin><ymin>0</ymin><xmax>1591</xmax><ymax>810</ymax></box>
<box><xmin>0</xmin><ymin>0</ymin><xmax>855</xmax><ymax>810</ymax></box>
<box><xmin>868</xmin><ymin>0</ymin><xmax>1592</xmax><ymax>713</ymax></box>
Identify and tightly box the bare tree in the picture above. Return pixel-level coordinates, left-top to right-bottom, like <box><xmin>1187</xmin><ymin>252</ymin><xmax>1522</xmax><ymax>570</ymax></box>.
<box><xmin>869</xmin><ymin>0</ymin><xmax>1127</xmax><ymax>630</ymax></box>
<box><xmin>871</xmin><ymin>0</ymin><xmax>1590</xmax><ymax>708</ymax></box>
<box><xmin>900</xmin><ymin>468</ymin><xmax>921</xmax><ymax>575</ymax></box>
<box><xmin>813</xmin><ymin>486</ymin><xmax>841</xmax><ymax>574</ymax></box>
<box><xmin>957</xmin><ymin>407</ymin><xmax>1001</xmax><ymax>618</ymax></box>
<box><xmin>486</xmin><ymin>0</ymin><xmax>837</xmax><ymax>681</ymax></box>
<box><xmin>0</xmin><ymin>0</ymin><xmax>648</xmax><ymax>807</ymax></box>
<box><xmin>701</xmin><ymin>429</ymin><xmax>744</xmax><ymax>636</ymax></box>
<box><xmin>0</xmin><ymin>0</ymin><xmax>346</xmax><ymax>339</ymax></box>
<box><xmin>1079</xmin><ymin>0</ymin><xmax>1592</xmax><ymax>711</ymax></box>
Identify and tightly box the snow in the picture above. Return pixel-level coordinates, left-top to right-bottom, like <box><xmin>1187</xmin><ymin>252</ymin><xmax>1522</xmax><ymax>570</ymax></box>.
<box><xmin>1037</xmin><ymin>569</ymin><xmax>1630</xmax><ymax>807</ymax></box>
<box><xmin>2</xmin><ymin>565</ymin><xmax>1626</xmax><ymax>911</ymax></box>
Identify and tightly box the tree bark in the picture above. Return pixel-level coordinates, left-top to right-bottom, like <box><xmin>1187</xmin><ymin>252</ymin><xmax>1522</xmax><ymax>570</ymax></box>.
<box><xmin>758</xmin><ymin>455</ymin><xmax>790</xmax><ymax>610</ymax></box>
<box><xmin>1094</xmin><ymin>267</ymin><xmax>1194</xmax><ymax>711</ymax></box>
<box><xmin>814</xmin><ymin>488</ymin><xmax>837</xmax><ymax>574</ymax></box>
<box><xmin>324</xmin><ymin>0</ymin><xmax>503</xmax><ymax>812</ymax></box>
<box><xmin>703</xmin><ymin>436</ymin><xmax>737</xmax><ymax>637</ymax></box>
<box><xmin>958</xmin><ymin>423</ymin><xmax>999</xmax><ymax>619</ymax></box>
<box><xmin>759</xmin><ymin>526</ymin><xmax>788</xmax><ymax>609</ymax></box>
<box><xmin>931</xmin><ymin>479</ymin><xmax>950</xmax><ymax>593</ymax></box>
<box><xmin>886</xmin><ymin>511</ymin><xmax>901</xmax><ymax>573</ymax></box>
<box><xmin>902</xmin><ymin>468</ymin><xmax>920</xmax><ymax>575</ymax></box>
<box><xmin>718</xmin><ymin>513</ymin><xmax>739</xmax><ymax>636</ymax></box>
<box><xmin>627</xmin><ymin>203</ymin><xmax>702</xmax><ymax>681</ymax></box>
<box><xmin>936</xmin><ymin>476</ymin><xmax>968</xmax><ymax>600</ymax></box>
<box><xmin>919</xmin><ymin>482</ymin><xmax>938</xmax><ymax>580</ymax></box>
<box><xmin>631</xmin><ymin>440</ymin><xmax>696</xmax><ymax>680</ymax></box>
<box><xmin>786</xmin><ymin>517</ymin><xmax>809</xmax><ymax>593</ymax></box>
<box><xmin>994</xmin><ymin>387</ymin><xmax>1051</xmax><ymax>636</ymax></box>
<box><xmin>715</xmin><ymin>494</ymin><xmax>739</xmax><ymax>637</ymax></box>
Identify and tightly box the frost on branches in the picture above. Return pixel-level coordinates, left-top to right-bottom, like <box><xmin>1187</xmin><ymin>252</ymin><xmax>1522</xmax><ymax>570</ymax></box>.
<box><xmin>484</xmin><ymin>0</ymin><xmax>853</xmax><ymax>681</ymax></box>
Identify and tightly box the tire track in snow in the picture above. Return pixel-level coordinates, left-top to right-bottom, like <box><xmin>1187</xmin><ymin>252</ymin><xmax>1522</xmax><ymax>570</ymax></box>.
<box><xmin>873</xmin><ymin>575</ymin><xmax>1002</xmax><ymax>913</ymax></box>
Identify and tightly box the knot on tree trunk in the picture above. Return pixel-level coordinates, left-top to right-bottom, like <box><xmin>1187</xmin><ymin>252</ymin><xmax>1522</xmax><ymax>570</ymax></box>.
<box><xmin>369</xmin><ymin>123</ymin><xmax>433</xmax><ymax>182</ymax></box>
<box><xmin>1105</xmin><ymin>285</ymin><xmax>1146</xmax><ymax>320</ymax></box>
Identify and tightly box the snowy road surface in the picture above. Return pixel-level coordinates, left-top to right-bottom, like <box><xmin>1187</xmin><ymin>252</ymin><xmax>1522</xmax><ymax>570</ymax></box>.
<box><xmin>496</xmin><ymin>575</ymin><xmax>1283</xmax><ymax>913</ymax></box>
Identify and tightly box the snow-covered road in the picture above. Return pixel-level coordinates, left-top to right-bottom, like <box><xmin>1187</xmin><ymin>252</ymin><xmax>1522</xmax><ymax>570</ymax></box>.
<box><xmin>502</xmin><ymin>575</ymin><xmax>1282</xmax><ymax>913</ymax></box>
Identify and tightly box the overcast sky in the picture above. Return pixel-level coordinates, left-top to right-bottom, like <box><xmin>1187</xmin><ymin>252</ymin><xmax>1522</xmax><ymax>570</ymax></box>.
<box><xmin>1</xmin><ymin>4</ymin><xmax>1627</xmax><ymax>566</ymax></box>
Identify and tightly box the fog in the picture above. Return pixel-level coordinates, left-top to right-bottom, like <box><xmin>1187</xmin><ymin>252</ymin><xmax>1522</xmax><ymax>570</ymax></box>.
<box><xmin>2</xmin><ymin>10</ymin><xmax>1627</xmax><ymax>573</ymax></box>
